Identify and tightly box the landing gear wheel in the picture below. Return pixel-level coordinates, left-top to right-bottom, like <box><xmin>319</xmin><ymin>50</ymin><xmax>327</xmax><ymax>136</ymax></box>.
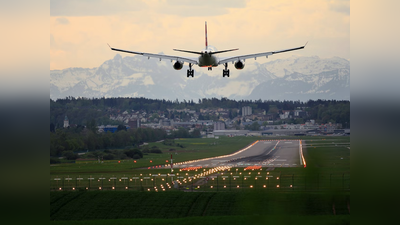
<box><xmin>187</xmin><ymin>69</ymin><xmax>194</xmax><ymax>77</ymax></box>
<box><xmin>223</xmin><ymin>69</ymin><xmax>230</xmax><ymax>77</ymax></box>
<box><xmin>186</xmin><ymin>63</ymin><xmax>194</xmax><ymax>77</ymax></box>
<box><xmin>222</xmin><ymin>63</ymin><xmax>229</xmax><ymax>77</ymax></box>
<box><xmin>208</xmin><ymin>67</ymin><xmax>212</xmax><ymax>71</ymax></box>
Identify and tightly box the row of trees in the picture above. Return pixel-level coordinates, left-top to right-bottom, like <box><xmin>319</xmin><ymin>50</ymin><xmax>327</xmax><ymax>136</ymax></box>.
<box><xmin>50</xmin><ymin>125</ymin><xmax>200</xmax><ymax>157</ymax></box>
<box><xmin>52</xmin><ymin>96</ymin><xmax>322</xmax><ymax>113</ymax></box>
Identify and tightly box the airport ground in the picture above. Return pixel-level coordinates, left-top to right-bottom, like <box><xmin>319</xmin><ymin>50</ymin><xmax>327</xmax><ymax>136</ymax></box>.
<box><xmin>50</xmin><ymin>136</ymin><xmax>350</xmax><ymax>224</ymax></box>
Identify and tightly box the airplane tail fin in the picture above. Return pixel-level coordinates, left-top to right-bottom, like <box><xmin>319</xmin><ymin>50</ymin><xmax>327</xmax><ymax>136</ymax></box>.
<box><xmin>205</xmin><ymin>21</ymin><xmax>208</xmax><ymax>50</ymax></box>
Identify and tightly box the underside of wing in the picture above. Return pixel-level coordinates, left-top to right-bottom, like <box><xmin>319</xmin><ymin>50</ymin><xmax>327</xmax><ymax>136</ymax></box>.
<box><xmin>218</xmin><ymin>43</ymin><xmax>307</xmax><ymax>65</ymax></box>
<box><xmin>108</xmin><ymin>45</ymin><xmax>198</xmax><ymax>65</ymax></box>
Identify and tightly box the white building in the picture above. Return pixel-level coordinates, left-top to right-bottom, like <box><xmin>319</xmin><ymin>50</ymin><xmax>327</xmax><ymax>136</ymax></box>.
<box><xmin>214</xmin><ymin>121</ymin><xmax>225</xmax><ymax>130</ymax></box>
<box><xmin>242</xmin><ymin>106</ymin><xmax>252</xmax><ymax>116</ymax></box>
<box><xmin>63</xmin><ymin>116</ymin><xmax>69</xmax><ymax>128</ymax></box>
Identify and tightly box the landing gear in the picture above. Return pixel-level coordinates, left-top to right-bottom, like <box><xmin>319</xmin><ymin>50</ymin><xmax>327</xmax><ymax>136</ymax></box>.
<box><xmin>187</xmin><ymin>63</ymin><xmax>194</xmax><ymax>77</ymax></box>
<box><xmin>222</xmin><ymin>63</ymin><xmax>230</xmax><ymax>77</ymax></box>
<box><xmin>208</xmin><ymin>67</ymin><xmax>212</xmax><ymax>71</ymax></box>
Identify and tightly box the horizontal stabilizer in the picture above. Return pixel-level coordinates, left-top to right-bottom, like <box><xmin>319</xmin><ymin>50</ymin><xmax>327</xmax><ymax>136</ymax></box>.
<box><xmin>173</xmin><ymin>49</ymin><xmax>203</xmax><ymax>55</ymax></box>
<box><xmin>211</xmin><ymin>48</ymin><xmax>239</xmax><ymax>54</ymax></box>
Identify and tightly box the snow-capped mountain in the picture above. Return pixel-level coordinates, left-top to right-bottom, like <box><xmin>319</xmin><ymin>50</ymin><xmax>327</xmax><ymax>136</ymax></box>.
<box><xmin>50</xmin><ymin>54</ymin><xmax>349</xmax><ymax>101</ymax></box>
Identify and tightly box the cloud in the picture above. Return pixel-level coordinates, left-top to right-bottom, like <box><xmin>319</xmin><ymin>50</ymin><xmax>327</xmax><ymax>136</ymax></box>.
<box><xmin>55</xmin><ymin>17</ymin><xmax>69</xmax><ymax>25</ymax></box>
<box><xmin>50</xmin><ymin>0</ymin><xmax>349</xmax><ymax>70</ymax></box>
<box><xmin>156</xmin><ymin>0</ymin><xmax>247</xmax><ymax>17</ymax></box>
<box><xmin>50</xmin><ymin>0</ymin><xmax>246</xmax><ymax>17</ymax></box>
<box><xmin>328</xmin><ymin>0</ymin><xmax>350</xmax><ymax>15</ymax></box>
<box><xmin>50</xmin><ymin>0</ymin><xmax>146</xmax><ymax>16</ymax></box>
<box><xmin>166</xmin><ymin>0</ymin><xmax>246</xmax><ymax>8</ymax></box>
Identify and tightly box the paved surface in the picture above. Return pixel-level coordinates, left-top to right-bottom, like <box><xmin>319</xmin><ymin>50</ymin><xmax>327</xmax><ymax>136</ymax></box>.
<box><xmin>174</xmin><ymin>140</ymin><xmax>301</xmax><ymax>168</ymax></box>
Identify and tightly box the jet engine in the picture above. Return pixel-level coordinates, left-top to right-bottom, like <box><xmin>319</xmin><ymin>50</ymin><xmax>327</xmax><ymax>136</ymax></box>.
<box><xmin>234</xmin><ymin>60</ymin><xmax>245</xmax><ymax>70</ymax></box>
<box><xmin>173</xmin><ymin>61</ymin><xmax>184</xmax><ymax>70</ymax></box>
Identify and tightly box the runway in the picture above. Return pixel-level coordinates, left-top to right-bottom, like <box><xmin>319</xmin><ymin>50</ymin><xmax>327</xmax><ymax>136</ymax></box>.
<box><xmin>172</xmin><ymin>140</ymin><xmax>302</xmax><ymax>168</ymax></box>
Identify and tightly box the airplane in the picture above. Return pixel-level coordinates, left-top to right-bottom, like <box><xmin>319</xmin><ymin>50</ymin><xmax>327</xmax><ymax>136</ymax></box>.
<box><xmin>108</xmin><ymin>22</ymin><xmax>307</xmax><ymax>78</ymax></box>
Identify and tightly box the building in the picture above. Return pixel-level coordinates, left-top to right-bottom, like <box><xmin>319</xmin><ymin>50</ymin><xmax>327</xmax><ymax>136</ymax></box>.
<box><xmin>158</xmin><ymin>119</ymin><xmax>171</xmax><ymax>127</ymax></box>
<box><xmin>213</xmin><ymin>130</ymin><xmax>250</xmax><ymax>136</ymax></box>
<box><xmin>97</xmin><ymin>125</ymin><xmax>131</xmax><ymax>133</ymax></box>
<box><xmin>63</xmin><ymin>116</ymin><xmax>69</xmax><ymax>128</ymax></box>
<box><xmin>128</xmin><ymin>119</ymin><xmax>141</xmax><ymax>129</ymax></box>
<box><xmin>242</xmin><ymin>106</ymin><xmax>252</xmax><ymax>116</ymax></box>
<box><xmin>214</xmin><ymin>121</ymin><xmax>225</xmax><ymax>130</ymax></box>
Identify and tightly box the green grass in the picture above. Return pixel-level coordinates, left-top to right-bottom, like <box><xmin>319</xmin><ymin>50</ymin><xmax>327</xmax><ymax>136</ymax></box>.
<box><xmin>50</xmin><ymin>136</ymin><xmax>350</xmax><ymax>192</ymax></box>
<box><xmin>50</xmin><ymin>191</ymin><xmax>350</xmax><ymax>221</ymax></box>
<box><xmin>50</xmin><ymin>136</ymin><xmax>261</xmax><ymax>175</ymax></box>
<box><xmin>50</xmin><ymin>215</ymin><xmax>350</xmax><ymax>225</ymax></box>
<box><xmin>50</xmin><ymin>136</ymin><xmax>350</xmax><ymax>223</ymax></box>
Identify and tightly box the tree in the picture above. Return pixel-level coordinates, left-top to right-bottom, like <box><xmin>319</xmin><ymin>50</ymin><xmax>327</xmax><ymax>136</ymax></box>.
<box><xmin>124</xmin><ymin>148</ymin><xmax>143</xmax><ymax>158</ymax></box>
<box><xmin>103</xmin><ymin>153</ymin><xmax>114</xmax><ymax>160</ymax></box>
<box><xmin>117</xmin><ymin>125</ymin><xmax>127</xmax><ymax>132</ymax></box>
<box><xmin>62</xmin><ymin>151</ymin><xmax>78</xmax><ymax>160</ymax></box>
<box><xmin>191</xmin><ymin>129</ymin><xmax>201</xmax><ymax>138</ymax></box>
<box><xmin>86</xmin><ymin>119</ymin><xmax>97</xmax><ymax>134</ymax></box>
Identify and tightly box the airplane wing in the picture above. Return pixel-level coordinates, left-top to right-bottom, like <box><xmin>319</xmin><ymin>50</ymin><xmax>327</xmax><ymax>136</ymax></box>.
<box><xmin>218</xmin><ymin>43</ymin><xmax>307</xmax><ymax>65</ymax></box>
<box><xmin>108</xmin><ymin>44</ymin><xmax>198</xmax><ymax>65</ymax></box>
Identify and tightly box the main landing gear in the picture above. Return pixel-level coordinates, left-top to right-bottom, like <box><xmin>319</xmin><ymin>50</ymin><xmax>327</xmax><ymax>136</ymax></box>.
<box><xmin>208</xmin><ymin>67</ymin><xmax>212</xmax><ymax>71</ymax></box>
<box><xmin>223</xmin><ymin>63</ymin><xmax>230</xmax><ymax>77</ymax></box>
<box><xmin>187</xmin><ymin>63</ymin><xmax>194</xmax><ymax>77</ymax></box>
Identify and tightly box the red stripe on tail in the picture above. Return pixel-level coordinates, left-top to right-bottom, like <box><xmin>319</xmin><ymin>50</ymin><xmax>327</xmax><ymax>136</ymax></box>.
<box><xmin>205</xmin><ymin>21</ymin><xmax>208</xmax><ymax>50</ymax></box>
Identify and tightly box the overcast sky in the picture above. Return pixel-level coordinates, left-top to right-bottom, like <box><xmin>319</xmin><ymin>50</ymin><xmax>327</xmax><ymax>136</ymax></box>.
<box><xmin>50</xmin><ymin>0</ymin><xmax>349</xmax><ymax>70</ymax></box>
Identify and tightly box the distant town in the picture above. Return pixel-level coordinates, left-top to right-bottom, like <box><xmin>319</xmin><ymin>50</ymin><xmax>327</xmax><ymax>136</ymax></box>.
<box><xmin>54</xmin><ymin>97</ymin><xmax>350</xmax><ymax>138</ymax></box>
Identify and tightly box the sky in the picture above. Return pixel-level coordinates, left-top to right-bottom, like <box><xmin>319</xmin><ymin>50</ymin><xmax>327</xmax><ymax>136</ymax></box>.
<box><xmin>50</xmin><ymin>0</ymin><xmax>349</xmax><ymax>70</ymax></box>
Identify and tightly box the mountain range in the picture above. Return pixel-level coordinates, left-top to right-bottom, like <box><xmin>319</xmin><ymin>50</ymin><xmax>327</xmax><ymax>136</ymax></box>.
<box><xmin>50</xmin><ymin>54</ymin><xmax>350</xmax><ymax>101</ymax></box>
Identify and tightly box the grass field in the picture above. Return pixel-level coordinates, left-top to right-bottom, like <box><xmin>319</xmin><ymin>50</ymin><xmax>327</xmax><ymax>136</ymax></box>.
<box><xmin>50</xmin><ymin>136</ymin><xmax>261</xmax><ymax>175</ymax></box>
<box><xmin>50</xmin><ymin>191</ymin><xmax>350</xmax><ymax>221</ymax></box>
<box><xmin>50</xmin><ymin>136</ymin><xmax>350</xmax><ymax>223</ymax></box>
<box><xmin>50</xmin><ymin>136</ymin><xmax>350</xmax><ymax>192</ymax></box>
<box><xmin>50</xmin><ymin>215</ymin><xmax>350</xmax><ymax>225</ymax></box>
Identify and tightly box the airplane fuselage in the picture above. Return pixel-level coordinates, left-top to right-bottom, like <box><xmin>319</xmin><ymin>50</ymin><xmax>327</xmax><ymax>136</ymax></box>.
<box><xmin>198</xmin><ymin>52</ymin><xmax>219</xmax><ymax>67</ymax></box>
